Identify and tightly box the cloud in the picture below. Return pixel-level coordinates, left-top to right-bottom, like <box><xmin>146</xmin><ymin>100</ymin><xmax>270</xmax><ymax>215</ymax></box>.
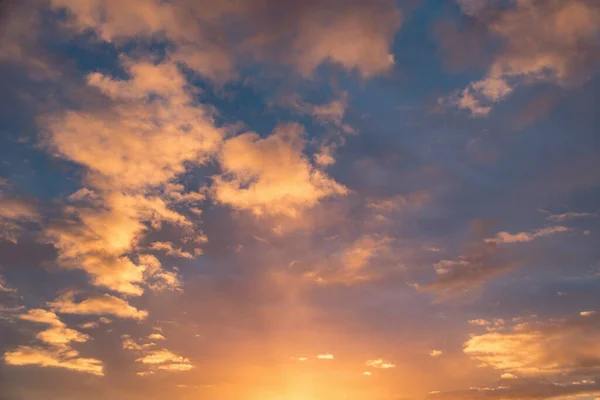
<box><xmin>19</xmin><ymin>309</ymin><xmax>64</xmax><ymax>327</ymax></box>
<box><xmin>49</xmin><ymin>0</ymin><xmax>402</xmax><ymax>79</ymax></box>
<box><xmin>304</xmin><ymin>234</ymin><xmax>394</xmax><ymax>285</ymax></box>
<box><xmin>0</xmin><ymin>273</ymin><xmax>16</xmax><ymax>293</ymax></box>
<box><xmin>581</xmin><ymin>311</ymin><xmax>597</xmax><ymax>317</ymax></box>
<box><xmin>429</xmin><ymin>380</ymin><xmax>600</xmax><ymax>400</ymax></box>
<box><xmin>449</xmin><ymin>0</ymin><xmax>600</xmax><ymax>116</ymax></box>
<box><xmin>138</xmin><ymin>254</ymin><xmax>182</xmax><ymax>293</ymax></box>
<box><xmin>5</xmin><ymin>308</ymin><xmax>103</xmax><ymax>376</ymax></box>
<box><xmin>484</xmin><ymin>226</ymin><xmax>570</xmax><ymax>244</ymax></box>
<box><xmin>4</xmin><ymin>346</ymin><xmax>104</xmax><ymax>376</ymax></box>
<box><xmin>429</xmin><ymin>350</ymin><xmax>443</xmax><ymax>357</ymax></box>
<box><xmin>35</xmin><ymin>57</ymin><xmax>221</xmax><ymax>295</ymax></box>
<box><xmin>212</xmin><ymin>123</ymin><xmax>347</xmax><ymax>217</ymax></box>
<box><xmin>36</xmin><ymin>326</ymin><xmax>89</xmax><ymax>346</ymax></box>
<box><xmin>0</xmin><ymin>197</ymin><xmax>38</xmax><ymax>244</ymax></box>
<box><xmin>150</xmin><ymin>241</ymin><xmax>194</xmax><ymax>259</ymax></box>
<box><xmin>464</xmin><ymin>313</ymin><xmax>600</xmax><ymax>376</ymax></box>
<box><xmin>43</xmin><ymin>59</ymin><xmax>222</xmax><ymax>191</ymax></box>
<box><xmin>366</xmin><ymin>359</ymin><xmax>396</xmax><ymax>369</ymax></box>
<box><xmin>423</xmin><ymin>242</ymin><xmax>517</xmax><ymax>297</ymax></box>
<box><xmin>48</xmin><ymin>291</ymin><xmax>148</xmax><ymax>320</ymax></box>
<box><xmin>121</xmin><ymin>334</ymin><xmax>193</xmax><ymax>376</ymax></box>
<box><xmin>546</xmin><ymin>212</ymin><xmax>598</xmax><ymax>222</ymax></box>
<box><xmin>317</xmin><ymin>354</ymin><xmax>335</xmax><ymax>360</ymax></box>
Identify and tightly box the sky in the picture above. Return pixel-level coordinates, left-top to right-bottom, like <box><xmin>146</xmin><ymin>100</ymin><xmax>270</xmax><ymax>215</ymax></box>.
<box><xmin>0</xmin><ymin>0</ymin><xmax>599</xmax><ymax>399</ymax></box>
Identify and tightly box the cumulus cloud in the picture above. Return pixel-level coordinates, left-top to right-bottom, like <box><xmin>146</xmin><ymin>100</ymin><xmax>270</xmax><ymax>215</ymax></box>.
<box><xmin>121</xmin><ymin>334</ymin><xmax>193</xmax><ymax>376</ymax></box>
<box><xmin>4</xmin><ymin>346</ymin><xmax>104</xmax><ymax>376</ymax></box>
<box><xmin>148</xmin><ymin>333</ymin><xmax>166</xmax><ymax>341</ymax></box>
<box><xmin>43</xmin><ymin>60</ymin><xmax>222</xmax><ymax>191</ymax></box>
<box><xmin>5</xmin><ymin>308</ymin><xmax>103</xmax><ymax>375</ymax></box>
<box><xmin>449</xmin><ymin>0</ymin><xmax>600</xmax><ymax>116</ymax></box>
<box><xmin>48</xmin><ymin>291</ymin><xmax>148</xmax><ymax>320</ymax></box>
<box><xmin>19</xmin><ymin>309</ymin><xmax>65</xmax><ymax>327</ymax></box>
<box><xmin>212</xmin><ymin>123</ymin><xmax>347</xmax><ymax>217</ymax></box>
<box><xmin>49</xmin><ymin>0</ymin><xmax>402</xmax><ymax>79</ymax></box>
<box><xmin>429</xmin><ymin>350</ymin><xmax>443</xmax><ymax>357</ymax></box>
<box><xmin>40</xmin><ymin>59</ymin><xmax>217</xmax><ymax>295</ymax></box>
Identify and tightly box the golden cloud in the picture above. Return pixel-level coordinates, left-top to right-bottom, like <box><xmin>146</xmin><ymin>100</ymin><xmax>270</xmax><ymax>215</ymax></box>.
<box><xmin>49</xmin><ymin>291</ymin><xmax>148</xmax><ymax>320</ymax></box>
<box><xmin>4</xmin><ymin>345</ymin><xmax>104</xmax><ymax>376</ymax></box>
<box><xmin>212</xmin><ymin>123</ymin><xmax>347</xmax><ymax>217</ymax></box>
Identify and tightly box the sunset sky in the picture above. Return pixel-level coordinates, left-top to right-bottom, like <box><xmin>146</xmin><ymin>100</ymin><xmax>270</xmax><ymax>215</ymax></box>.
<box><xmin>1</xmin><ymin>0</ymin><xmax>600</xmax><ymax>399</ymax></box>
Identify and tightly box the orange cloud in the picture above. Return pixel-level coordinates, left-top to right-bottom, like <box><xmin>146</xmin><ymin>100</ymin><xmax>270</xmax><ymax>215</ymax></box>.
<box><xmin>366</xmin><ymin>359</ymin><xmax>396</xmax><ymax>369</ymax></box>
<box><xmin>464</xmin><ymin>313</ymin><xmax>600</xmax><ymax>376</ymax></box>
<box><xmin>49</xmin><ymin>0</ymin><xmax>402</xmax><ymax>79</ymax></box>
<box><xmin>4</xmin><ymin>346</ymin><xmax>104</xmax><ymax>376</ymax></box>
<box><xmin>212</xmin><ymin>123</ymin><xmax>347</xmax><ymax>217</ymax></box>
<box><xmin>0</xmin><ymin>197</ymin><xmax>38</xmax><ymax>244</ymax></box>
<box><xmin>6</xmin><ymin>309</ymin><xmax>103</xmax><ymax>375</ymax></box>
<box><xmin>451</xmin><ymin>0</ymin><xmax>600</xmax><ymax>115</ymax></box>
<box><xmin>49</xmin><ymin>291</ymin><xmax>148</xmax><ymax>320</ymax></box>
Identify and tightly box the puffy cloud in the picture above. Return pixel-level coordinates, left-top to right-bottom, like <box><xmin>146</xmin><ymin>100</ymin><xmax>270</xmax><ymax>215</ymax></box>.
<box><xmin>36</xmin><ymin>326</ymin><xmax>89</xmax><ymax>346</ymax></box>
<box><xmin>122</xmin><ymin>334</ymin><xmax>193</xmax><ymax>376</ymax></box>
<box><xmin>4</xmin><ymin>346</ymin><xmax>104</xmax><ymax>376</ymax></box>
<box><xmin>449</xmin><ymin>0</ymin><xmax>600</xmax><ymax>116</ymax></box>
<box><xmin>43</xmin><ymin>60</ymin><xmax>222</xmax><ymax>191</ymax></box>
<box><xmin>366</xmin><ymin>359</ymin><xmax>396</xmax><ymax>369</ymax></box>
<box><xmin>484</xmin><ymin>226</ymin><xmax>570</xmax><ymax>244</ymax></box>
<box><xmin>212</xmin><ymin>123</ymin><xmax>347</xmax><ymax>217</ymax></box>
<box><xmin>429</xmin><ymin>350</ymin><xmax>443</xmax><ymax>357</ymax></box>
<box><xmin>39</xmin><ymin>58</ymin><xmax>215</xmax><ymax>295</ymax></box>
<box><xmin>48</xmin><ymin>291</ymin><xmax>148</xmax><ymax>320</ymax></box>
<box><xmin>19</xmin><ymin>309</ymin><xmax>64</xmax><ymax>327</ymax></box>
<box><xmin>6</xmin><ymin>308</ymin><xmax>103</xmax><ymax>376</ymax></box>
<box><xmin>122</xmin><ymin>335</ymin><xmax>142</xmax><ymax>351</ymax></box>
<box><xmin>49</xmin><ymin>0</ymin><xmax>402</xmax><ymax>79</ymax></box>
